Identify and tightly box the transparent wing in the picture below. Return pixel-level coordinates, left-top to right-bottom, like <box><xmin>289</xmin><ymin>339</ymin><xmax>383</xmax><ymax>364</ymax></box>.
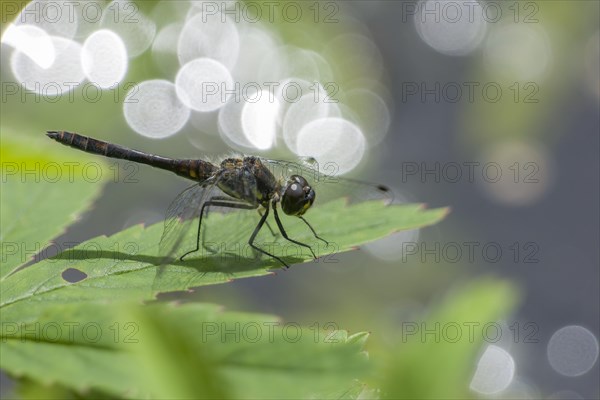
<box><xmin>154</xmin><ymin>169</ymin><xmax>276</xmax><ymax>290</ymax></box>
<box><xmin>158</xmin><ymin>178</ymin><xmax>222</xmax><ymax>263</ymax></box>
<box><xmin>264</xmin><ymin>158</ymin><xmax>393</xmax><ymax>206</ymax></box>
<box><xmin>154</xmin><ymin>177</ymin><xmax>237</xmax><ymax>291</ymax></box>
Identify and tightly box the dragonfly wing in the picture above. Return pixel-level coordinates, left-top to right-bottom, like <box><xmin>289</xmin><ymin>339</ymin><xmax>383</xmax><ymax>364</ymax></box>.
<box><xmin>158</xmin><ymin>178</ymin><xmax>222</xmax><ymax>264</ymax></box>
<box><xmin>264</xmin><ymin>159</ymin><xmax>393</xmax><ymax>206</ymax></box>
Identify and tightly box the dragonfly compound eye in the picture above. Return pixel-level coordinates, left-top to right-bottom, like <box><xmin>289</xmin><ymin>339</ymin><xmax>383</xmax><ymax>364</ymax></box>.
<box><xmin>281</xmin><ymin>175</ymin><xmax>315</xmax><ymax>216</ymax></box>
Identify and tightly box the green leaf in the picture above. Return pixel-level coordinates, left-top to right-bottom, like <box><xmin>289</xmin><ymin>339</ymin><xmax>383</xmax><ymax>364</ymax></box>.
<box><xmin>379</xmin><ymin>278</ymin><xmax>519</xmax><ymax>399</ymax></box>
<box><xmin>128</xmin><ymin>304</ymin><xmax>229</xmax><ymax>400</ymax></box>
<box><xmin>1</xmin><ymin>339</ymin><xmax>137</xmax><ymax>397</ymax></box>
<box><xmin>0</xmin><ymin>301</ymin><xmax>141</xmax><ymax>396</ymax></box>
<box><xmin>0</xmin><ymin>201</ymin><xmax>448</xmax><ymax>321</ymax></box>
<box><xmin>0</xmin><ymin>302</ymin><xmax>370</xmax><ymax>399</ymax></box>
<box><xmin>13</xmin><ymin>379</ymin><xmax>115</xmax><ymax>400</ymax></box>
<box><xmin>0</xmin><ymin>133</ymin><xmax>109</xmax><ymax>280</ymax></box>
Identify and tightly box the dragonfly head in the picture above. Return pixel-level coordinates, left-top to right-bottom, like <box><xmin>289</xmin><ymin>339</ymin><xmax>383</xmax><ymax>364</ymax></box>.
<box><xmin>281</xmin><ymin>175</ymin><xmax>315</xmax><ymax>216</ymax></box>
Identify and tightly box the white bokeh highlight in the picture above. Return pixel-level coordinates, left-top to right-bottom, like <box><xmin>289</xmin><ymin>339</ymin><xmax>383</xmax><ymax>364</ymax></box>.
<box><xmin>218</xmin><ymin>96</ymin><xmax>252</xmax><ymax>150</ymax></box>
<box><xmin>282</xmin><ymin>90</ymin><xmax>339</xmax><ymax>153</ymax></box>
<box><xmin>124</xmin><ymin>80</ymin><xmax>190</xmax><ymax>138</ymax></box>
<box><xmin>2</xmin><ymin>24</ymin><xmax>55</xmax><ymax>68</ymax></box>
<box><xmin>296</xmin><ymin>117</ymin><xmax>367</xmax><ymax>175</ymax></box>
<box><xmin>241</xmin><ymin>90</ymin><xmax>280</xmax><ymax>150</ymax></box>
<box><xmin>414</xmin><ymin>0</ymin><xmax>488</xmax><ymax>56</ymax></box>
<box><xmin>275</xmin><ymin>78</ymin><xmax>313</xmax><ymax>125</ymax></box>
<box><xmin>15</xmin><ymin>0</ymin><xmax>79</xmax><ymax>39</ymax></box>
<box><xmin>81</xmin><ymin>29</ymin><xmax>128</xmax><ymax>88</ymax></box>
<box><xmin>178</xmin><ymin>12</ymin><xmax>240</xmax><ymax>69</ymax></box>
<box><xmin>175</xmin><ymin>58</ymin><xmax>234</xmax><ymax>112</ymax></box>
<box><xmin>101</xmin><ymin>0</ymin><xmax>156</xmax><ymax>57</ymax></box>
<box><xmin>547</xmin><ymin>325</ymin><xmax>599</xmax><ymax>377</ymax></box>
<box><xmin>470</xmin><ymin>345</ymin><xmax>516</xmax><ymax>395</ymax></box>
<box><xmin>11</xmin><ymin>36</ymin><xmax>85</xmax><ymax>95</ymax></box>
<box><xmin>234</xmin><ymin>26</ymin><xmax>278</xmax><ymax>84</ymax></box>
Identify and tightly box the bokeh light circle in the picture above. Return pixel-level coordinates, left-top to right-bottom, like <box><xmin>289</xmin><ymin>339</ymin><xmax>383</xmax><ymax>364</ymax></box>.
<box><xmin>15</xmin><ymin>0</ymin><xmax>79</xmax><ymax>39</ymax></box>
<box><xmin>241</xmin><ymin>90</ymin><xmax>280</xmax><ymax>150</ymax></box>
<box><xmin>282</xmin><ymin>90</ymin><xmax>339</xmax><ymax>153</ymax></box>
<box><xmin>470</xmin><ymin>345</ymin><xmax>515</xmax><ymax>395</ymax></box>
<box><xmin>218</xmin><ymin>88</ymin><xmax>280</xmax><ymax>152</ymax></box>
<box><xmin>101</xmin><ymin>0</ymin><xmax>156</xmax><ymax>58</ymax></box>
<box><xmin>11</xmin><ymin>36</ymin><xmax>85</xmax><ymax>96</ymax></box>
<box><xmin>175</xmin><ymin>58</ymin><xmax>234</xmax><ymax>112</ymax></box>
<box><xmin>81</xmin><ymin>29</ymin><xmax>128</xmax><ymax>88</ymax></box>
<box><xmin>295</xmin><ymin>117</ymin><xmax>366</xmax><ymax>175</ymax></box>
<box><xmin>124</xmin><ymin>79</ymin><xmax>190</xmax><ymax>138</ymax></box>
<box><xmin>547</xmin><ymin>325</ymin><xmax>599</xmax><ymax>377</ymax></box>
<box><xmin>2</xmin><ymin>24</ymin><xmax>55</xmax><ymax>68</ymax></box>
<box><xmin>234</xmin><ymin>26</ymin><xmax>278</xmax><ymax>84</ymax></box>
<box><xmin>414</xmin><ymin>0</ymin><xmax>487</xmax><ymax>56</ymax></box>
<box><xmin>218</xmin><ymin>96</ymin><xmax>252</xmax><ymax>150</ymax></box>
<box><xmin>178</xmin><ymin>12</ymin><xmax>240</xmax><ymax>69</ymax></box>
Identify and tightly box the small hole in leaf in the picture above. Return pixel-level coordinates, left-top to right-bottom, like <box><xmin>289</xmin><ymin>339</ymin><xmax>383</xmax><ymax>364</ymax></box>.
<box><xmin>62</xmin><ymin>268</ymin><xmax>88</xmax><ymax>283</ymax></box>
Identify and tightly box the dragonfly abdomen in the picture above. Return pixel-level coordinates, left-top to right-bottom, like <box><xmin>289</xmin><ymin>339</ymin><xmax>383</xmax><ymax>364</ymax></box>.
<box><xmin>172</xmin><ymin>159</ymin><xmax>218</xmax><ymax>181</ymax></box>
<box><xmin>46</xmin><ymin>131</ymin><xmax>217</xmax><ymax>182</ymax></box>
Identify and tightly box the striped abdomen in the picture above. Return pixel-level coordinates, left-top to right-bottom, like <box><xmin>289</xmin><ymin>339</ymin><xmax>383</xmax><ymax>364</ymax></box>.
<box><xmin>46</xmin><ymin>131</ymin><xmax>218</xmax><ymax>182</ymax></box>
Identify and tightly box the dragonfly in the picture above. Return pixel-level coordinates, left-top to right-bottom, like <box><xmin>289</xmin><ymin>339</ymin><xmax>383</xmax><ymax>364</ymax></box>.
<box><xmin>46</xmin><ymin>131</ymin><xmax>391</xmax><ymax>269</ymax></box>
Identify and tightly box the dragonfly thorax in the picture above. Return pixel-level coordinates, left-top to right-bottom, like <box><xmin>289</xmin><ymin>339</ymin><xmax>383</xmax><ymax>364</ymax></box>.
<box><xmin>216</xmin><ymin>156</ymin><xmax>280</xmax><ymax>207</ymax></box>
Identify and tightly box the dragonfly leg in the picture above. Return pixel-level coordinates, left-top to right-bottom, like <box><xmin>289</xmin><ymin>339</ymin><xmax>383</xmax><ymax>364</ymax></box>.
<box><xmin>198</xmin><ymin>196</ymin><xmax>254</xmax><ymax>255</ymax></box>
<box><xmin>299</xmin><ymin>216</ymin><xmax>329</xmax><ymax>246</ymax></box>
<box><xmin>258</xmin><ymin>208</ymin><xmax>278</xmax><ymax>237</ymax></box>
<box><xmin>180</xmin><ymin>197</ymin><xmax>255</xmax><ymax>261</ymax></box>
<box><xmin>272</xmin><ymin>203</ymin><xmax>317</xmax><ymax>259</ymax></box>
<box><xmin>248</xmin><ymin>203</ymin><xmax>289</xmax><ymax>268</ymax></box>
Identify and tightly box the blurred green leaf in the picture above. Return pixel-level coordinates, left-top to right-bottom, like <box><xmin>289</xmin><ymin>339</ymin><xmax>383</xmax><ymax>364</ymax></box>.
<box><xmin>132</xmin><ymin>303</ymin><xmax>370</xmax><ymax>399</ymax></box>
<box><xmin>1</xmin><ymin>302</ymin><xmax>370</xmax><ymax>399</ymax></box>
<box><xmin>0</xmin><ymin>133</ymin><xmax>109</xmax><ymax>280</ymax></box>
<box><xmin>0</xmin><ymin>301</ymin><xmax>142</xmax><ymax>396</ymax></box>
<box><xmin>13</xmin><ymin>378</ymin><xmax>115</xmax><ymax>400</ymax></box>
<box><xmin>129</xmin><ymin>304</ymin><xmax>229</xmax><ymax>400</ymax></box>
<box><xmin>379</xmin><ymin>278</ymin><xmax>519</xmax><ymax>399</ymax></box>
<box><xmin>0</xmin><ymin>201</ymin><xmax>448</xmax><ymax>321</ymax></box>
